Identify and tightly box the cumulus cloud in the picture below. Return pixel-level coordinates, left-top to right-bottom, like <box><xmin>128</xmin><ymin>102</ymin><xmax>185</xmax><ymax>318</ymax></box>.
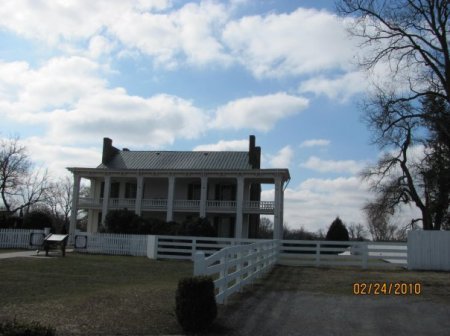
<box><xmin>222</xmin><ymin>8</ymin><xmax>355</xmax><ymax>78</ymax></box>
<box><xmin>0</xmin><ymin>1</ymin><xmax>361</xmax><ymax>77</ymax></box>
<box><xmin>299</xmin><ymin>139</ymin><xmax>330</xmax><ymax>148</ymax></box>
<box><xmin>301</xmin><ymin>156</ymin><xmax>365</xmax><ymax>174</ymax></box>
<box><xmin>0</xmin><ymin>0</ymin><xmax>172</xmax><ymax>45</ymax></box>
<box><xmin>0</xmin><ymin>56</ymin><xmax>207</xmax><ymax>147</ymax></box>
<box><xmin>193</xmin><ymin>139</ymin><xmax>248</xmax><ymax>151</ymax></box>
<box><xmin>262</xmin><ymin>176</ymin><xmax>370</xmax><ymax>231</ymax></box>
<box><xmin>211</xmin><ymin>93</ymin><xmax>309</xmax><ymax>131</ymax></box>
<box><xmin>299</xmin><ymin>71</ymin><xmax>367</xmax><ymax>101</ymax></box>
<box><xmin>47</xmin><ymin>91</ymin><xmax>207</xmax><ymax>147</ymax></box>
<box><xmin>0</xmin><ymin>57</ymin><xmax>105</xmax><ymax>121</ymax></box>
<box><xmin>266</xmin><ymin>146</ymin><xmax>293</xmax><ymax>168</ymax></box>
<box><xmin>20</xmin><ymin>137</ymin><xmax>101</xmax><ymax>178</ymax></box>
<box><xmin>0</xmin><ymin>55</ymin><xmax>311</xmax><ymax>148</ymax></box>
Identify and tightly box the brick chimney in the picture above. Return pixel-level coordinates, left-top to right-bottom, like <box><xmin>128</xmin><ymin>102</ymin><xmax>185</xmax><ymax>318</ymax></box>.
<box><xmin>102</xmin><ymin>137</ymin><xmax>119</xmax><ymax>165</ymax></box>
<box><xmin>248</xmin><ymin>135</ymin><xmax>261</xmax><ymax>169</ymax></box>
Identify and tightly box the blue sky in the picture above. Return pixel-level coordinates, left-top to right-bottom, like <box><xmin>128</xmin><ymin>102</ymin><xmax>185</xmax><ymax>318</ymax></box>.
<box><xmin>0</xmin><ymin>0</ymin><xmax>418</xmax><ymax>232</ymax></box>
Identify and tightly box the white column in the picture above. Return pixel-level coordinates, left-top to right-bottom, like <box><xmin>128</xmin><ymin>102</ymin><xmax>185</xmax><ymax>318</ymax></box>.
<box><xmin>235</xmin><ymin>176</ymin><xmax>244</xmax><ymax>239</ymax></box>
<box><xmin>69</xmin><ymin>174</ymin><xmax>81</xmax><ymax>238</ymax></box>
<box><xmin>280</xmin><ymin>184</ymin><xmax>284</xmax><ymax>237</ymax></box>
<box><xmin>135</xmin><ymin>176</ymin><xmax>144</xmax><ymax>215</ymax></box>
<box><xmin>199</xmin><ymin>176</ymin><xmax>208</xmax><ymax>218</ymax></box>
<box><xmin>101</xmin><ymin>175</ymin><xmax>111</xmax><ymax>224</ymax></box>
<box><xmin>166</xmin><ymin>176</ymin><xmax>175</xmax><ymax>222</ymax></box>
<box><xmin>274</xmin><ymin>176</ymin><xmax>283</xmax><ymax>239</ymax></box>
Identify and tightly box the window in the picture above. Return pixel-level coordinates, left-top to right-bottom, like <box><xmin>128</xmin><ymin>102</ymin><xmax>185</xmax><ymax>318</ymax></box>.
<box><xmin>100</xmin><ymin>182</ymin><xmax>120</xmax><ymax>198</ymax></box>
<box><xmin>187</xmin><ymin>183</ymin><xmax>201</xmax><ymax>200</ymax></box>
<box><xmin>125</xmin><ymin>183</ymin><xmax>137</xmax><ymax>198</ymax></box>
<box><xmin>214</xmin><ymin>184</ymin><xmax>236</xmax><ymax>201</ymax></box>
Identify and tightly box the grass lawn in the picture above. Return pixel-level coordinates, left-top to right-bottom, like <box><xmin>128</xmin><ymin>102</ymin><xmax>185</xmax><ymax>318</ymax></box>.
<box><xmin>0</xmin><ymin>249</ymin><xmax>29</xmax><ymax>253</ymax></box>
<box><xmin>0</xmin><ymin>253</ymin><xmax>192</xmax><ymax>335</ymax></box>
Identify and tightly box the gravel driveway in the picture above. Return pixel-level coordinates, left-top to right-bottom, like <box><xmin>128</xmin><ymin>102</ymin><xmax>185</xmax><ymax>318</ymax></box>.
<box><xmin>212</xmin><ymin>266</ymin><xmax>450</xmax><ymax>336</ymax></box>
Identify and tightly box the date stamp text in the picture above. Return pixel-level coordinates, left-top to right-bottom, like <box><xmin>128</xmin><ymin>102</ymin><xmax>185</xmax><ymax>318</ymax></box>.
<box><xmin>352</xmin><ymin>282</ymin><xmax>422</xmax><ymax>295</ymax></box>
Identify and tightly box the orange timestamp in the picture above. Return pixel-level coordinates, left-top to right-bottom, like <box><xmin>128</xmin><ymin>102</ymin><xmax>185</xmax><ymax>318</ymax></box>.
<box><xmin>353</xmin><ymin>282</ymin><xmax>422</xmax><ymax>295</ymax></box>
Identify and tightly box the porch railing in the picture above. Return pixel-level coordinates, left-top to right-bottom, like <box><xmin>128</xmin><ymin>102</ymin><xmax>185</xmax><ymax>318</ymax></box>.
<box><xmin>173</xmin><ymin>200</ymin><xmax>200</xmax><ymax>209</ymax></box>
<box><xmin>109</xmin><ymin>198</ymin><xmax>136</xmax><ymax>209</ymax></box>
<box><xmin>142</xmin><ymin>199</ymin><xmax>167</xmax><ymax>209</ymax></box>
<box><xmin>206</xmin><ymin>200</ymin><xmax>237</xmax><ymax>209</ymax></box>
<box><xmin>78</xmin><ymin>197</ymin><xmax>275</xmax><ymax>213</ymax></box>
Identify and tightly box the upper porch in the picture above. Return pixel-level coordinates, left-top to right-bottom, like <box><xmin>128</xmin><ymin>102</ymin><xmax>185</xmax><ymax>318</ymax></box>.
<box><xmin>79</xmin><ymin>197</ymin><xmax>275</xmax><ymax>214</ymax></box>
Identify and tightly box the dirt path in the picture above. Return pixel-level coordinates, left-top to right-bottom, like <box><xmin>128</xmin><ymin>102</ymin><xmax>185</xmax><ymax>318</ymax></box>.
<box><xmin>213</xmin><ymin>266</ymin><xmax>450</xmax><ymax>336</ymax></box>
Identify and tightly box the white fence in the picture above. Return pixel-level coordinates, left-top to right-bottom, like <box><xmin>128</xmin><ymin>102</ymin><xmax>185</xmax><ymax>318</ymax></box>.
<box><xmin>152</xmin><ymin>235</ymin><xmax>260</xmax><ymax>260</ymax></box>
<box><xmin>74</xmin><ymin>232</ymin><xmax>147</xmax><ymax>256</ymax></box>
<box><xmin>193</xmin><ymin>240</ymin><xmax>278</xmax><ymax>304</ymax></box>
<box><xmin>0</xmin><ymin>230</ymin><xmax>418</xmax><ymax>271</ymax></box>
<box><xmin>408</xmin><ymin>230</ymin><xmax>450</xmax><ymax>271</ymax></box>
<box><xmin>279</xmin><ymin>240</ymin><xmax>407</xmax><ymax>269</ymax></box>
<box><xmin>0</xmin><ymin>229</ymin><xmax>45</xmax><ymax>249</ymax></box>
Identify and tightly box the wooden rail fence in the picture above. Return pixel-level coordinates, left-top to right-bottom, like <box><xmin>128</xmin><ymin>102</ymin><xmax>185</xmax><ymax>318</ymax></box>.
<box><xmin>193</xmin><ymin>240</ymin><xmax>278</xmax><ymax>304</ymax></box>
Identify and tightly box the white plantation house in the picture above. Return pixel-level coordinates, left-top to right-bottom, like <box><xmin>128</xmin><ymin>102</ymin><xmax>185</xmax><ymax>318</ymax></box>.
<box><xmin>68</xmin><ymin>136</ymin><xmax>290</xmax><ymax>239</ymax></box>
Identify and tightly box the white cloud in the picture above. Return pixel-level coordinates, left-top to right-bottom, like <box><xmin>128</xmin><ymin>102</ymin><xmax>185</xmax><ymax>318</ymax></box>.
<box><xmin>47</xmin><ymin>91</ymin><xmax>207</xmax><ymax>147</ymax></box>
<box><xmin>0</xmin><ymin>2</ymin><xmax>361</xmax><ymax>77</ymax></box>
<box><xmin>0</xmin><ymin>57</ymin><xmax>105</xmax><ymax>121</ymax></box>
<box><xmin>262</xmin><ymin>176</ymin><xmax>370</xmax><ymax>231</ymax></box>
<box><xmin>222</xmin><ymin>8</ymin><xmax>355</xmax><ymax>78</ymax></box>
<box><xmin>299</xmin><ymin>71</ymin><xmax>367</xmax><ymax>101</ymax></box>
<box><xmin>0</xmin><ymin>57</ymin><xmax>207</xmax><ymax>147</ymax></box>
<box><xmin>301</xmin><ymin>156</ymin><xmax>365</xmax><ymax>174</ymax></box>
<box><xmin>22</xmin><ymin>137</ymin><xmax>101</xmax><ymax>178</ymax></box>
<box><xmin>211</xmin><ymin>93</ymin><xmax>309</xmax><ymax>131</ymax></box>
<box><xmin>299</xmin><ymin>139</ymin><xmax>330</xmax><ymax>148</ymax></box>
<box><xmin>87</xmin><ymin>35</ymin><xmax>117</xmax><ymax>59</ymax></box>
<box><xmin>266</xmin><ymin>146</ymin><xmax>293</xmax><ymax>168</ymax></box>
<box><xmin>0</xmin><ymin>0</ymin><xmax>172</xmax><ymax>45</ymax></box>
<box><xmin>193</xmin><ymin>139</ymin><xmax>248</xmax><ymax>151</ymax></box>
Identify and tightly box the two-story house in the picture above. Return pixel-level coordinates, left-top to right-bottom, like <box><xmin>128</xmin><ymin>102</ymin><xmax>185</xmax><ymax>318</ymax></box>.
<box><xmin>68</xmin><ymin>135</ymin><xmax>290</xmax><ymax>239</ymax></box>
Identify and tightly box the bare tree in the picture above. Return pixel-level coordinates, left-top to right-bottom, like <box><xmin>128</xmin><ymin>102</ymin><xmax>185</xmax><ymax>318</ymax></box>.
<box><xmin>348</xmin><ymin>223</ymin><xmax>368</xmax><ymax>240</ymax></box>
<box><xmin>46</xmin><ymin>176</ymin><xmax>90</xmax><ymax>231</ymax></box>
<box><xmin>338</xmin><ymin>0</ymin><xmax>450</xmax><ymax>230</ymax></box>
<box><xmin>337</xmin><ymin>0</ymin><xmax>450</xmax><ymax>103</ymax></box>
<box><xmin>47</xmin><ymin>176</ymin><xmax>73</xmax><ymax>228</ymax></box>
<box><xmin>0</xmin><ymin>137</ymin><xmax>50</xmax><ymax>216</ymax></box>
<box><xmin>361</xmin><ymin>93</ymin><xmax>449</xmax><ymax>230</ymax></box>
<box><xmin>364</xmin><ymin>200</ymin><xmax>399</xmax><ymax>241</ymax></box>
<box><xmin>257</xmin><ymin>217</ymin><xmax>274</xmax><ymax>238</ymax></box>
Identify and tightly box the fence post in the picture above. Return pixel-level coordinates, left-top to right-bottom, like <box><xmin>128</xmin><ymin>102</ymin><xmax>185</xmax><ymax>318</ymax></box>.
<box><xmin>147</xmin><ymin>235</ymin><xmax>158</xmax><ymax>259</ymax></box>
<box><xmin>361</xmin><ymin>242</ymin><xmax>368</xmax><ymax>269</ymax></box>
<box><xmin>315</xmin><ymin>242</ymin><xmax>320</xmax><ymax>267</ymax></box>
<box><xmin>191</xmin><ymin>238</ymin><xmax>197</xmax><ymax>260</ymax></box>
<box><xmin>193</xmin><ymin>251</ymin><xmax>206</xmax><ymax>276</ymax></box>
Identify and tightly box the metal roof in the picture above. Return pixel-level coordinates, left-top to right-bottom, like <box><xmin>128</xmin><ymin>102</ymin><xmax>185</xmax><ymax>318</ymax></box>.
<box><xmin>97</xmin><ymin>151</ymin><xmax>254</xmax><ymax>170</ymax></box>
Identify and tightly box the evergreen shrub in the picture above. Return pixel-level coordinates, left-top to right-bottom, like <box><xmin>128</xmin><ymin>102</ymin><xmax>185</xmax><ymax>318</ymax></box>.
<box><xmin>175</xmin><ymin>276</ymin><xmax>217</xmax><ymax>332</ymax></box>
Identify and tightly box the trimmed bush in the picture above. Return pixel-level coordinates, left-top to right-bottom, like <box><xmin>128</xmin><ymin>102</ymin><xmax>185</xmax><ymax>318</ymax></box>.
<box><xmin>175</xmin><ymin>276</ymin><xmax>217</xmax><ymax>332</ymax></box>
<box><xmin>138</xmin><ymin>218</ymin><xmax>180</xmax><ymax>235</ymax></box>
<box><xmin>104</xmin><ymin>209</ymin><xmax>144</xmax><ymax>234</ymax></box>
<box><xmin>177</xmin><ymin>217</ymin><xmax>217</xmax><ymax>237</ymax></box>
<box><xmin>0</xmin><ymin>319</ymin><xmax>55</xmax><ymax>336</ymax></box>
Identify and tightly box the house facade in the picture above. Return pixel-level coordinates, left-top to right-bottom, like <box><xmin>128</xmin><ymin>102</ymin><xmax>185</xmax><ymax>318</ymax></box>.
<box><xmin>68</xmin><ymin>136</ymin><xmax>290</xmax><ymax>239</ymax></box>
